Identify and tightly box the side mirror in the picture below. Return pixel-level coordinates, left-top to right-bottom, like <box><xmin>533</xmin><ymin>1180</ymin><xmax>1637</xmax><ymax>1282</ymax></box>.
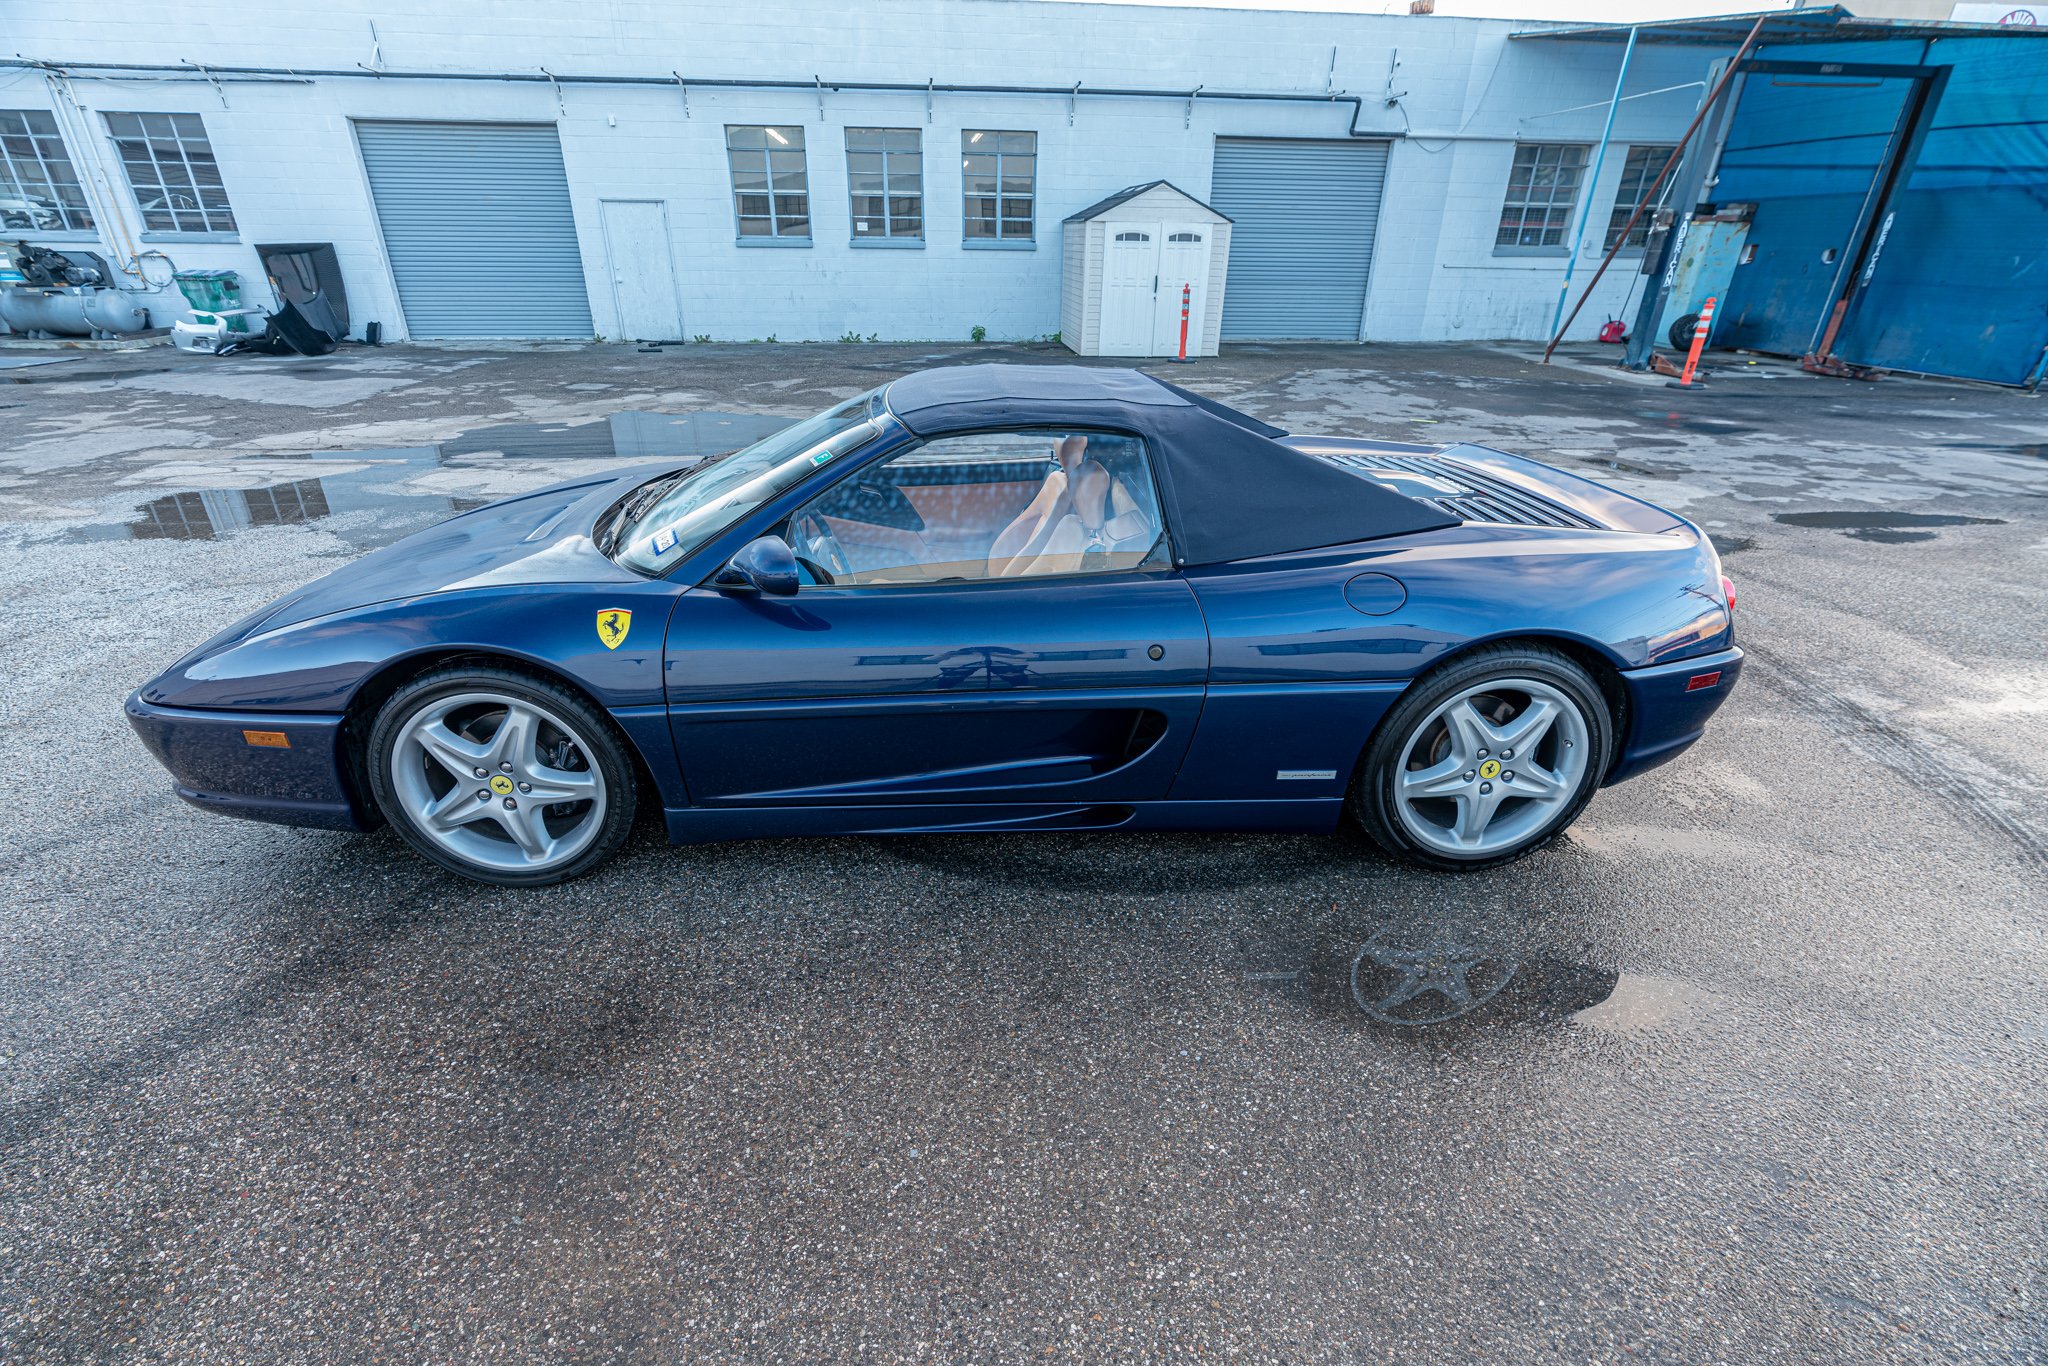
<box><xmin>713</xmin><ymin>534</ymin><xmax>800</xmax><ymax>597</ymax></box>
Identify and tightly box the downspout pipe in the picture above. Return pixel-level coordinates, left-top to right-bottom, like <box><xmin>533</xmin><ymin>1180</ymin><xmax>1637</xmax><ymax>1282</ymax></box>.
<box><xmin>1547</xmin><ymin>25</ymin><xmax>1636</xmax><ymax>339</ymax></box>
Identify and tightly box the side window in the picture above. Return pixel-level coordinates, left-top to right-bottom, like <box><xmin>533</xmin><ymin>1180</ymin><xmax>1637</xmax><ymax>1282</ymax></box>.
<box><xmin>1</xmin><ymin>110</ymin><xmax>94</xmax><ymax>231</ymax></box>
<box><xmin>961</xmin><ymin>130</ymin><xmax>1036</xmax><ymax>244</ymax></box>
<box><xmin>725</xmin><ymin>124</ymin><xmax>810</xmax><ymax>240</ymax></box>
<box><xmin>1604</xmin><ymin>145</ymin><xmax>1676</xmax><ymax>252</ymax></box>
<box><xmin>1496</xmin><ymin>142</ymin><xmax>1587</xmax><ymax>251</ymax></box>
<box><xmin>105</xmin><ymin>112</ymin><xmax>236</xmax><ymax>234</ymax></box>
<box><xmin>845</xmin><ymin>127</ymin><xmax>922</xmax><ymax>241</ymax></box>
<box><xmin>784</xmin><ymin>430</ymin><xmax>1166</xmax><ymax>587</ymax></box>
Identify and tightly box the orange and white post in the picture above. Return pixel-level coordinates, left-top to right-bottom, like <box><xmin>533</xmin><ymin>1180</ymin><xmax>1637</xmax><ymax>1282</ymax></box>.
<box><xmin>1170</xmin><ymin>282</ymin><xmax>1194</xmax><ymax>364</ymax></box>
<box><xmin>1678</xmin><ymin>296</ymin><xmax>1717</xmax><ymax>387</ymax></box>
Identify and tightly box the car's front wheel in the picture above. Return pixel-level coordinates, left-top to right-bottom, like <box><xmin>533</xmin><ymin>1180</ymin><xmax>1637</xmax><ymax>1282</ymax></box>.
<box><xmin>365</xmin><ymin>666</ymin><xmax>637</xmax><ymax>886</ymax></box>
<box><xmin>1352</xmin><ymin>646</ymin><xmax>1613</xmax><ymax>870</ymax></box>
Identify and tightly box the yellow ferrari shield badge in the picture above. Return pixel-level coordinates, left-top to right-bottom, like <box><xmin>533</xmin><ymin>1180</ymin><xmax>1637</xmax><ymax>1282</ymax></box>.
<box><xmin>489</xmin><ymin>774</ymin><xmax>514</xmax><ymax>795</ymax></box>
<box><xmin>597</xmin><ymin>608</ymin><xmax>633</xmax><ymax>650</ymax></box>
<box><xmin>1479</xmin><ymin>759</ymin><xmax>1502</xmax><ymax>780</ymax></box>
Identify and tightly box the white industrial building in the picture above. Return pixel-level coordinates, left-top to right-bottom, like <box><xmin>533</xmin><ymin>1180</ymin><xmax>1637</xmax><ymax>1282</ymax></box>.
<box><xmin>3</xmin><ymin>0</ymin><xmax>1715</xmax><ymax>346</ymax></box>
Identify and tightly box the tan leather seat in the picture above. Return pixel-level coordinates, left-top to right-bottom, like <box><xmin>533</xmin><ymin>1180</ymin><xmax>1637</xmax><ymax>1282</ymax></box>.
<box><xmin>1003</xmin><ymin>460</ymin><xmax>1154</xmax><ymax>578</ymax></box>
<box><xmin>987</xmin><ymin>435</ymin><xmax>1090</xmax><ymax>574</ymax></box>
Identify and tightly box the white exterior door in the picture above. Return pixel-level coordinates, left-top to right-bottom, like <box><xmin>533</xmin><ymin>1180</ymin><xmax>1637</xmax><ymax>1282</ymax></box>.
<box><xmin>599</xmin><ymin>199</ymin><xmax>684</xmax><ymax>341</ymax></box>
<box><xmin>1152</xmin><ymin>227</ymin><xmax>1211</xmax><ymax>356</ymax></box>
<box><xmin>1098</xmin><ymin>224</ymin><xmax>1161</xmax><ymax>356</ymax></box>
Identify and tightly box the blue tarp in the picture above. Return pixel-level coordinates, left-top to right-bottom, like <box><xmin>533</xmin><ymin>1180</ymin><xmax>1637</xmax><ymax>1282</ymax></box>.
<box><xmin>1752</xmin><ymin>37</ymin><xmax>2048</xmax><ymax>385</ymax></box>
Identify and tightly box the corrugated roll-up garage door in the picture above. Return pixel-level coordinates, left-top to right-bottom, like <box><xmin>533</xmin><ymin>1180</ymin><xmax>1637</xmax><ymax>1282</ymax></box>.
<box><xmin>1209</xmin><ymin>139</ymin><xmax>1389</xmax><ymax>341</ymax></box>
<box><xmin>356</xmin><ymin>121</ymin><xmax>594</xmax><ymax>339</ymax></box>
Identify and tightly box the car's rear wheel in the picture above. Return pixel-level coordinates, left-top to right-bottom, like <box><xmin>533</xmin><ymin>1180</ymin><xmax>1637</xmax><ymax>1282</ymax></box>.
<box><xmin>1352</xmin><ymin>645</ymin><xmax>1613</xmax><ymax>870</ymax></box>
<box><xmin>365</xmin><ymin>666</ymin><xmax>636</xmax><ymax>886</ymax></box>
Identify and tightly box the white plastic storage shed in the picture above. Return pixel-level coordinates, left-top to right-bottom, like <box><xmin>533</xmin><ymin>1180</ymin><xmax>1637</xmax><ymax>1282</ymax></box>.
<box><xmin>1061</xmin><ymin>182</ymin><xmax>1230</xmax><ymax>358</ymax></box>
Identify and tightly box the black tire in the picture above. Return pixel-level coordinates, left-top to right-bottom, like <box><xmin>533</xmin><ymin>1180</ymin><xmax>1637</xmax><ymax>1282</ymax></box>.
<box><xmin>1668</xmin><ymin>314</ymin><xmax>1700</xmax><ymax>351</ymax></box>
<box><xmin>1350</xmin><ymin>644</ymin><xmax>1614</xmax><ymax>872</ymax></box>
<box><xmin>365</xmin><ymin>665</ymin><xmax>638</xmax><ymax>887</ymax></box>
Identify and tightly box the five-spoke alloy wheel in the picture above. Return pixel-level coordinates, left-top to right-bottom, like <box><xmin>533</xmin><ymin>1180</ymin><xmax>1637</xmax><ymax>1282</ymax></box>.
<box><xmin>1353</xmin><ymin>645</ymin><xmax>1612</xmax><ymax>870</ymax></box>
<box><xmin>367</xmin><ymin>667</ymin><xmax>637</xmax><ymax>886</ymax></box>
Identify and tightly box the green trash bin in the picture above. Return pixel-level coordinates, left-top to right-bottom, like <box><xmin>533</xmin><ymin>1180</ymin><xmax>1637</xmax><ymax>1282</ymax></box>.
<box><xmin>174</xmin><ymin>269</ymin><xmax>241</xmax><ymax>313</ymax></box>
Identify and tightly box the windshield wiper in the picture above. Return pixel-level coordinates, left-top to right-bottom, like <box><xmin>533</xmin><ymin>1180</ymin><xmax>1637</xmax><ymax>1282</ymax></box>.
<box><xmin>598</xmin><ymin>469</ymin><xmax>691</xmax><ymax>557</ymax></box>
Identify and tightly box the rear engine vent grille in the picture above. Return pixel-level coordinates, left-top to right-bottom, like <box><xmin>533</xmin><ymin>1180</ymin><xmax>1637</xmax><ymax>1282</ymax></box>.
<box><xmin>1325</xmin><ymin>452</ymin><xmax>1601</xmax><ymax>530</ymax></box>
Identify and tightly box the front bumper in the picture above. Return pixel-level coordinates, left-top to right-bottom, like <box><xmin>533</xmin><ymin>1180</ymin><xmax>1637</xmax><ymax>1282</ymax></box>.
<box><xmin>1603</xmin><ymin>646</ymin><xmax>1745</xmax><ymax>787</ymax></box>
<box><xmin>124</xmin><ymin>692</ymin><xmax>372</xmax><ymax>831</ymax></box>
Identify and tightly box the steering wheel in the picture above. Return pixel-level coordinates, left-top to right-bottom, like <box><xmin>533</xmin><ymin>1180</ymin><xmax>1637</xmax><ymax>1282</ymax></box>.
<box><xmin>790</xmin><ymin>513</ymin><xmax>851</xmax><ymax>583</ymax></box>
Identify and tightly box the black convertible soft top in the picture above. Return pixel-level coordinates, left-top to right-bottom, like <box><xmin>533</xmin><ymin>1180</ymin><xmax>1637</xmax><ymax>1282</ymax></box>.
<box><xmin>884</xmin><ymin>364</ymin><xmax>1456</xmax><ymax>567</ymax></box>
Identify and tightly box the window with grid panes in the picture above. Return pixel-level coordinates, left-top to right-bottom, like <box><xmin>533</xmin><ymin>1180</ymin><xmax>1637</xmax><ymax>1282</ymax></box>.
<box><xmin>962</xmin><ymin>130</ymin><xmax>1035</xmax><ymax>243</ymax></box>
<box><xmin>1604</xmin><ymin>145</ymin><xmax>1676</xmax><ymax>252</ymax></box>
<box><xmin>726</xmin><ymin>125</ymin><xmax>811</xmax><ymax>240</ymax></box>
<box><xmin>105</xmin><ymin>112</ymin><xmax>235</xmax><ymax>234</ymax></box>
<box><xmin>0</xmin><ymin>111</ymin><xmax>93</xmax><ymax>232</ymax></box>
<box><xmin>846</xmin><ymin>128</ymin><xmax>922</xmax><ymax>241</ymax></box>
<box><xmin>1495</xmin><ymin>143</ymin><xmax>1585</xmax><ymax>251</ymax></box>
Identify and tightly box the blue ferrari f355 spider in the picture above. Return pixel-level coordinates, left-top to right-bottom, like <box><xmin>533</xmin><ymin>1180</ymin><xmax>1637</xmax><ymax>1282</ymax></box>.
<box><xmin>128</xmin><ymin>365</ymin><xmax>1742</xmax><ymax>885</ymax></box>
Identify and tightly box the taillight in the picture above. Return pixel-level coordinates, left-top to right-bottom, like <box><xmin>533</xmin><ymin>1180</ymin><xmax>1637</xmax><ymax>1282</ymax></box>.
<box><xmin>1721</xmin><ymin>575</ymin><xmax>1737</xmax><ymax>613</ymax></box>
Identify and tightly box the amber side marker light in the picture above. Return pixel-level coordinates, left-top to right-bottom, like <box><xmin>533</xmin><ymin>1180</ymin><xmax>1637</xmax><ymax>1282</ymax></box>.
<box><xmin>1685</xmin><ymin>672</ymin><xmax>1723</xmax><ymax>693</ymax></box>
<box><xmin>242</xmin><ymin>729</ymin><xmax>291</xmax><ymax>749</ymax></box>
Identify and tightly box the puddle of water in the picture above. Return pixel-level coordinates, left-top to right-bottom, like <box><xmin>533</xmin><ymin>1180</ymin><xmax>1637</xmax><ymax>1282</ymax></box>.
<box><xmin>1772</xmin><ymin>509</ymin><xmax>2004</xmax><ymax>545</ymax></box>
<box><xmin>1571</xmin><ymin>974</ymin><xmax>1719</xmax><ymax>1034</ymax></box>
<box><xmin>1337</xmin><ymin>937</ymin><xmax>1526</xmax><ymax>1026</ymax></box>
<box><xmin>1772</xmin><ymin>510</ymin><xmax>2005</xmax><ymax>530</ymax></box>
<box><xmin>74</xmin><ymin>410</ymin><xmax>792</xmax><ymax>547</ymax></box>
<box><xmin>440</xmin><ymin>411</ymin><xmax>788</xmax><ymax>461</ymax></box>
<box><xmin>1588</xmin><ymin>456</ymin><xmax>1688</xmax><ymax>481</ymax></box>
<box><xmin>1244</xmin><ymin>925</ymin><xmax>1734</xmax><ymax>1034</ymax></box>
<box><xmin>1933</xmin><ymin>441</ymin><xmax>2044</xmax><ymax>461</ymax></box>
<box><xmin>1847</xmin><ymin>528</ymin><xmax>1939</xmax><ymax>544</ymax></box>
<box><xmin>1635</xmin><ymin>410</ymin><xmax>1758</xmax><ymax>437</ymax></box>
<box><xmin>1248</xmin><ymin>931</ymin><xmax>1630</xmax><ymax>1031</ymax></box>
<box><xmin>1710</xmin><ymin>534</ymin><xmax>1758</xmax><ymax>555</ymax></box>
<box><xmin>271</xmin><ymin>364</ymin><xmax>363</xmax><ymax>381</ymax></box>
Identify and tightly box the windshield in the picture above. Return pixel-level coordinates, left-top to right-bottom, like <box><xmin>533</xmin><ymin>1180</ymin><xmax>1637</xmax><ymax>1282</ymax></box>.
<box><xmin>612</xmin><ymin>390</ymin><xmax>882</xmax><ymax>575</ymax></box>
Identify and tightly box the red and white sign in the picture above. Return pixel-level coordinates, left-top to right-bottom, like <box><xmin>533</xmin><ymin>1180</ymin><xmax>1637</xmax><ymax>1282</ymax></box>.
<box><xmin>1950</xmin><ymin>3</ymin><xmax>2044</xmax><ymax>22</ymax></box>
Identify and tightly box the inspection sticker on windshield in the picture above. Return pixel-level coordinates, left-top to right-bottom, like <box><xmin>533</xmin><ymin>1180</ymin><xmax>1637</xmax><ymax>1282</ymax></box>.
<box><xmin>651</xmin><ymin>527</ymin><xmax>677</xmax><ymax>555</ymax></box>
<box><xmin>810</xmin><ymin>448</ymin><xmax>836</xmax><ymax>466</ymax></box>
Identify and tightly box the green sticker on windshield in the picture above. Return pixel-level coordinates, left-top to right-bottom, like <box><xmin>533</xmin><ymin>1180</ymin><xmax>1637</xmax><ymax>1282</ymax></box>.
<box><xmin>810</xmin><ymin>449</ymin><xmax>835</xmax><ymax>466</ymax></box>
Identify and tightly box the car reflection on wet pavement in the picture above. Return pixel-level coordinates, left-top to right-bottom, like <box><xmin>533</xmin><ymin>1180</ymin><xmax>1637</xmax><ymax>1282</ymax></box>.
<box><xmin>1235</xmin><ymin>918</ymin><xmax>1731</xmax><ymax>1044</ymax></box>
<box><xmin>1307</xmin><ymin>932</ymin><xmax>1617</xmax><ymax>1028</ymax></box>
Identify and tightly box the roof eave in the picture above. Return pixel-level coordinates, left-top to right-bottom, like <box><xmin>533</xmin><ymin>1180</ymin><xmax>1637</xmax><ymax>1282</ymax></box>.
<box><xmin>1510</xmin><ymin>4</ymin><xmax>2048</xmax><ymax>45</ymax></box>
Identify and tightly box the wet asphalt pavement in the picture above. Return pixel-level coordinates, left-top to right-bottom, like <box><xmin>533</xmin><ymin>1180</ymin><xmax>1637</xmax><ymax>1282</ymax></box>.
<box><xmin>1</xmin><ymin>340</ymin><xmax>2044</xmax><ymax>1362</ymax></box>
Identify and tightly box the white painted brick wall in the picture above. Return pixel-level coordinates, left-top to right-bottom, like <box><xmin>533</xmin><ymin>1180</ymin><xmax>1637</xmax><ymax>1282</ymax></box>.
<box><xmin>7</xmin><ymin>1</ymin><xmax>1720</xmax><ymax>344</ymax></box>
